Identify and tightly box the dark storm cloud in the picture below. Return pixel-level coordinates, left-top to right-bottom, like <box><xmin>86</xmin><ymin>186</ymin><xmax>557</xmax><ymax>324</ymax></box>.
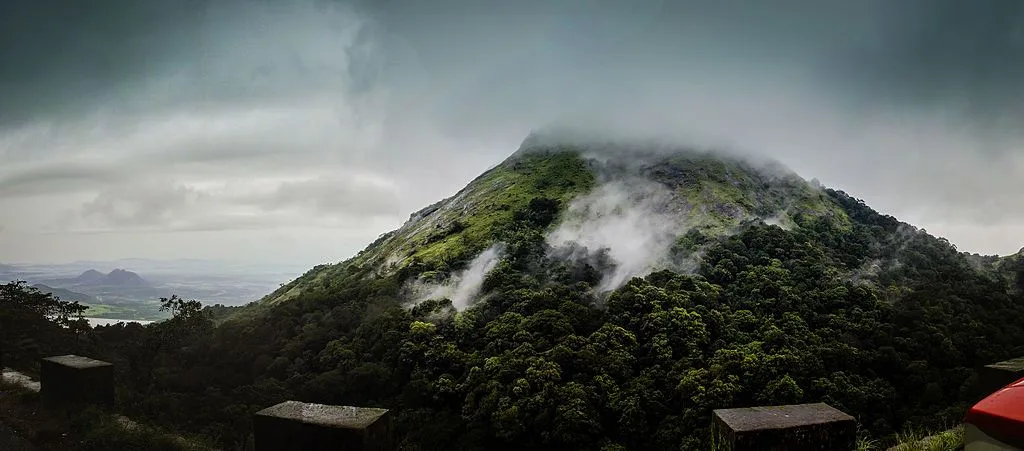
<box><xmin>834</xmin><ymin>0</ymin><xmax>1024</xmax><ymax>134</ymax></box>
<box><xmin>5</xmin><ymin>0</ymin><xmax>1022</xmax><ymax>153</ymax></box>
<box><xmin>0</xmin><ymin>0</ymin><xmax>370</xmax><ymax>126</ymax></box>
<box><xmin>4</xmin><ymin>0</ymin><xmax>1022</xmax><ymax>135</ymax></box>
<box><xmin>365</xmin><ymin>0</ymin><xmax>1024</xmax><ymax>137</ymax></box>
<box><xmin>0</xmin><ymin>0</ymin><xmax>202</xmax><ymax>124</ymax></box>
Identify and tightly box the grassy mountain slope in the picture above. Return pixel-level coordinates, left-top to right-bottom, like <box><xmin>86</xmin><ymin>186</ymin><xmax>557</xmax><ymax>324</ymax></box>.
<box><xmin>262</xmin><ymin>148</ymin><xmax>596</xmax><ymax>305</ymax></box>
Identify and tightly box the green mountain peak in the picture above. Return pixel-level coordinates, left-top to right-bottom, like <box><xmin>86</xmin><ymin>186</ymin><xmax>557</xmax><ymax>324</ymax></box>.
<box><xmin>263</xmin><ymin>136</ymin><xmax>850</xmax><ymax>307</ymax></box>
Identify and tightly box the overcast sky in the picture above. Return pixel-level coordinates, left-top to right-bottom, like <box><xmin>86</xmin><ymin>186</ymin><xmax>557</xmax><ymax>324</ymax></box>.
<box><xmin>1</xmin><ymin>0</ymin><xmax>1023</xmax><ymax>267</ymax></box>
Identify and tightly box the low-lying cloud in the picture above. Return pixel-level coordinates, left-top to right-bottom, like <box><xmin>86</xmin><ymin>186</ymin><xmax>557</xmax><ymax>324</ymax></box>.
<box><xmin>547</xmin><ymin>178</ymin><xmax>684</xmax><ymax>292</ymax></box>
<box><xmin>410</xmin><ymin>244</ymin><xmax>505</xmax><ymax>311</ymax></box>
<box><xmin>63</xmin><ymin>173</ymin><xmax>402</xmax><ymax>234</ymax></box>
<box><xmin>236</xmin><ymin>174</ymin><xmax>402</xmax><ymax>217</ymax></box>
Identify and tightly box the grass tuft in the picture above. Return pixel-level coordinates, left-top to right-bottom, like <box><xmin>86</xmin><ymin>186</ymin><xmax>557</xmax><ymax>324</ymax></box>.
<box><xmin>888</xmin><ymin>425</ymin><xmax>965</xmax><ymax>451</ymax></box>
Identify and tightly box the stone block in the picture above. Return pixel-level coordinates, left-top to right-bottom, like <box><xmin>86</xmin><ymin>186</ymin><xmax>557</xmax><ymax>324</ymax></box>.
<box><xmin>40</xmin><ymin>355</ymin><xmax>114</xmax><ymax>408</ymax></box>
<box><xmin>976</xmin><ymin>357</ymin><xmax>1024</xmax><ymax>397</ymax></box>
<box><xmin>253</xmin><ymin>401</ymin><xmax>393</xmax><ymax>451</ymax></box>
<box><xmin>712</xmin><ymin>403</ymin><xmax>856</xmax><ymax>451</ymax></box>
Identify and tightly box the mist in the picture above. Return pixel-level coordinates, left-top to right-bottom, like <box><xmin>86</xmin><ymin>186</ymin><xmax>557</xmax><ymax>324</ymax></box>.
<box><xmin>409</xmin><ymin>244</ymin><xmax>505</xmax><ymax>311</ymax></box>
<box><xmin>546</xmin><ymin>177</ymin><xmax>683</xmax><ymax>293</ymax></box>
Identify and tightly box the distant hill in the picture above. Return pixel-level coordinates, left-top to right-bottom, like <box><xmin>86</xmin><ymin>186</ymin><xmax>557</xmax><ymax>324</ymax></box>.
<box><xmin>47</xmin><ymin>268</ymin><xmax>150</xmax><ymax>288</ymax></box>
<box><xmin>74</xmin><ymin>269</ymin><xmax>106</xmax><ymax>284</ymax></box>
<box><xmin>102</xmin><ymin>269</ymin><xmax>147</xmax><ymax>286</ymax></box>
<box><xmin>31</xmin><ymin>284</ymin><xmax>98</xmax><ymax>303</ymax></box>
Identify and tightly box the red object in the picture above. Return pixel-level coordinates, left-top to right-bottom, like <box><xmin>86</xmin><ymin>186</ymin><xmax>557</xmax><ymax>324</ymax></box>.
<box><xmin>966</xmin><ymin>376</ymin><xmax>1024</xmax><ymax>449</ymax></box>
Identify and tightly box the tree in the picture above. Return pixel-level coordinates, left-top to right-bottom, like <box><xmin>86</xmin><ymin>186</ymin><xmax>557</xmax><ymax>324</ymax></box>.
<box><xmin>158</xmin><ymin>295</ymin><xmax>212</xmax><ymax>339</ymax></box>
<box><xmin>126</xmin><ymin>295</ymin><xmax>213</xmax><ymax>392</ymax></box>
<box><xmin>0</xmin><ymin>280</ymin><xmax>86</xmax><ymax>370</ymax></box>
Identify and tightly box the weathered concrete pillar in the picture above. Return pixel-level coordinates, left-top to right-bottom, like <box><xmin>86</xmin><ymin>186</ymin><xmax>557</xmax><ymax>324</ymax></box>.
<box><xmin>40</xmin><ymin>355</ymin><xmax>114</xmax><ymax>408</ymax></box>
<box><xmin>712</xmin><ymin>402</ymin><xmax>856</xmax><ymax>451</ymax></box>
<box><xmin>253</xmin><ymin>401</ymin><xmax>394</xmax><ymax>451</ymax></box>
<box><xmin>976</xmin><ymin>357</ymin><xmax>1024</xmax><ymax>397</ymax></box>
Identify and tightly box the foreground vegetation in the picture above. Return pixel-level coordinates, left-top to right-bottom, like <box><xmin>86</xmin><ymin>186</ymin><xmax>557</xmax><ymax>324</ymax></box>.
<box><xmin>0</xmin><ymin>377</ymin><xmax>211</xmax><ymax>450</ymax></box>
<box><xmin>3</xmin><ymin>149</ymin><xmax>1022</xmax><ymax>449</ymax></box>
<box><xmin>888</xmin><ymin>426</ymin><xmax>965</xmax><ymax>451</ymax></box>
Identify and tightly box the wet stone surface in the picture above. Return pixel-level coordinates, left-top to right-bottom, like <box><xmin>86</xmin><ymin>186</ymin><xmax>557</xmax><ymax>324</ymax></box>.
<box><xmin>255</xmin><ymin>401</ymin><xmax>388</xmax><ymax>430</ymax></box>
<box><xmin>253</xmin><ymin>401</ymin><xmax>394</xmax><ymax>451</ymax></box>
<box><xmin>41</xmin><ymin>355</ymin><xmax>112</xmax><ymax>370</ymax></box>
<box><xmin>715</xmin><ymin>403</ymin><xmax>854</xmax><ymax>431</ymax></box>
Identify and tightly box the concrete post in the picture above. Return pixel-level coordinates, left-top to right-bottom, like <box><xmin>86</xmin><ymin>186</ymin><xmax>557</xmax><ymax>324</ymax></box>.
<box><xmin>40</xmin><ymin>354</ymin><xmax>114</xmax><ymax>408</ymax></box>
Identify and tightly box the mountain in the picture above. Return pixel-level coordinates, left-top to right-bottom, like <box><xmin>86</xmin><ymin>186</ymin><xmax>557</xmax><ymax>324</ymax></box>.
<box><xmin>67</xmin><ymin>268</ymin><xmax>148</xmax><ymax>286</ymax></box>
<box><xmin>101</xmin><ymin>269</ymin><xmax>147</xmax><ymax>286</ymax></box>
<box><xmin>31</xmin><ymin>284</ymin><xmax>98</xmax><ymax>304</ymax></box>
<box><xmin>263</xmin><ymin>139</ymin><xmax>849</xmax><ymax>306</ymax></box>
<box><xmin>74</xmin><ymin>269</ymin><xmax>106</xmax><ymax>284</ymax></box>
<box><xmin>131</xmin><ymin>135</ymin><xmax>1024</xmax><ymax>450</ymax></box>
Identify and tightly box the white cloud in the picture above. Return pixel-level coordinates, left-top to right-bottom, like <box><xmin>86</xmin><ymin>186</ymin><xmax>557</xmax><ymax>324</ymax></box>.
<box><xmin>547</xmin><ymin>178</ymin><xmax>684</xmax><ymax>292</ymax></box>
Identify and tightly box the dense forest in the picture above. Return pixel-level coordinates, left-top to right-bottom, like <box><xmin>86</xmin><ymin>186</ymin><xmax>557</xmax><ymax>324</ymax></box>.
<box><xmin>4</xmin><ymin>146</ymin><xmax>1024</xmax><ymax>450</ymax></box>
